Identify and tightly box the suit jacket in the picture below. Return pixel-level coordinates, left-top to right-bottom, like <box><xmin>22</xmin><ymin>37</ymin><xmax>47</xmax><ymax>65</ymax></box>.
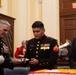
<box><xmin>69</xmin><ymin>38</ymin><xmax>76</xmax><ymax>68</ymax></box>
<box><xmin>0</xmin><ymin>38</ymin><xmax>14</xmax><ymax>75</ymax></box>
<box><xmin>24</xmin><ymin>35</ymin><xmax>59</xmax><ymax>71</ymax></box>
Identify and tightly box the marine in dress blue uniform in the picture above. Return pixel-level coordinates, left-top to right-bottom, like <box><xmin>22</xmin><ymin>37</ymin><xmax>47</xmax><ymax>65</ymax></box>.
<box><xmin>0</xmin><ymin>20</ymin><xmax>22</xmax><ymax>75</ymax></box>
<box><xmin>24</xmin><ymin>21</ymin><xmax>59</xmax><ymax>71</ymax></box>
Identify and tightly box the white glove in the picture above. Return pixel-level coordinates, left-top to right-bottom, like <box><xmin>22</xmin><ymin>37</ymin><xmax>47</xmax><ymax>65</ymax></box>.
<box><xmin>0</xmin><ymin>55</ymin><xmax>5</xmax><ymax>64</ymax></box>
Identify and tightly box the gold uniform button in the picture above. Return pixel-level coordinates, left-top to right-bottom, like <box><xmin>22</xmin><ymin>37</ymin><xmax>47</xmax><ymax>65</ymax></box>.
<box><xmin>46</xmin><ymin>62</ymin><xmax>48</xmax><ymax>64</ymax></box>
<box><xmin>38</xmin><ymin>41</ymin><xmax>40</xmax><ymax>43</ymax></box>
<box><xmin>30</xmin><ymin>49</ymin><xmax>32</xmax><ymax>50</ymax></box>
<box><xmin>37</xmin><ymin>44</ymin><xmax>39</xmax><ymax>46</ymax></box>
<box><xmin>43</xmin><ymin>63</ymin><xmax>45</xmax><ymax>64</ymax></box>
<box><xmin>1</xmin><ymin>48</ymin><xmax>3</xmax><ymax>50</ymax></box>
<box><xmin>36</xmin><ymin>47</ymin><xmax>38</xmax><ymax>50</ymax></box>
<box><xmin>36</xmin><ymin>51</ymin><xmax>38</xmax><ymax>54</ymax></box>
<box><xmin>36</xmin><ymin>55</ymin><xmax>38</xmax><ymax>57</ymax></box>
<box><xmin>39</xmin><ymin>63</ymin><xmax>41</xmax><ymax>65</ymax></box>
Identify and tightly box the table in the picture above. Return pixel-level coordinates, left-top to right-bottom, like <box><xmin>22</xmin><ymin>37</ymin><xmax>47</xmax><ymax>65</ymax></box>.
<box><xmin>28</xmin><ymin>69</ymin><xmax>76</xmax><ymax>75</ymax></box>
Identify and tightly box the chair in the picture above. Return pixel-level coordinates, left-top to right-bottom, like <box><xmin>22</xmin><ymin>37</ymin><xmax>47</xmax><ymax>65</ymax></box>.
<box><xmin>4</xmin><ymin>67</ymin><xmax>30</xmax><ymax>75</ymax></box>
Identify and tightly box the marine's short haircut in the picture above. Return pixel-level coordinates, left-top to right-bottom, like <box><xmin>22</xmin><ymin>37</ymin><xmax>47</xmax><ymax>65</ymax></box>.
<box><xmin>0</xmin><ymin>19</ymin><xmax>11</xmax><ymax>26</ymax></box>
<box><xmin>32</xmin><ymin>21</ymin><xmax>44</xmax><ymax>28</ymax></box>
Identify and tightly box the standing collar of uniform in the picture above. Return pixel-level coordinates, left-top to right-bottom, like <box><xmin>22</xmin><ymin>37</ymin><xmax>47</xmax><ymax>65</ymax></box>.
<box><xmin>35</xmin><ymin>34</ymin><xmax>46</xmax><ymax>41</ymax></box>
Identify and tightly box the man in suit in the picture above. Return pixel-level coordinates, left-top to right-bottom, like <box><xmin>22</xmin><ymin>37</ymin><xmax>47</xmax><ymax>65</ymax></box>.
<box><xmin>24</xmin><ymin>21</ymin><xmax>59</xmax><ymax>71</ymax></box>
<box><xmin>69</xmin><ymin>38</ymin><xmax>76</xmax><ymax>68</ymax></box>
<box><xmin>0</xmin><ymin>20</ymin><xmax>22</xmax><ymax>75</ymax></box>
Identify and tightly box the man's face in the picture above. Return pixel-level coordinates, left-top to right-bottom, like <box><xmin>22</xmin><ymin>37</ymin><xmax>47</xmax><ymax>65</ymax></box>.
<box><xmin>32</xmin><ymin>27</ymin><xmax>45</xmax><ymax>39</ymax></box>
<box><xmin>0</xmin><ymin>24</ymin><xmax>10</xmax><ymax>38</ymax></box>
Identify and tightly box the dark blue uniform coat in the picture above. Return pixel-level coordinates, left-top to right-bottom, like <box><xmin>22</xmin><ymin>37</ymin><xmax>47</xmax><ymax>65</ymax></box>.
<box><xmin>25</xmin><ymin>35</ymin><xmax>59</xmax><ymax>71</ymax></box>
<box><xmin>0</xmin><ymin>38</ymin><xmax>14</xmax><ymax>75</ymax></box>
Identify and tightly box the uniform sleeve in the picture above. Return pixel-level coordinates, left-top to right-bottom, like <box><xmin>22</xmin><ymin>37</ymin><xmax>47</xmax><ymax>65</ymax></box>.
<box><xmin>69</xmin><ymin>38</ymin><xmax>76</xmax><ymax>68</ymax></box>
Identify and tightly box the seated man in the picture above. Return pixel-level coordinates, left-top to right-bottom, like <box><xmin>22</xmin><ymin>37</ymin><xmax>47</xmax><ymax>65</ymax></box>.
<box><xmin>69</xmin><ymin>38</ymin><xmax>76</xmax><ymax>69</ymax></box>
<box><xmin>24</xmin><ymin>21</ymin><xmax>59</xmax><ymax>71</ymax></box>
<box><xmin>0</xmin><ymin>19</ymin><xmax>23</xmax><ymax>75</ymax></box>
<box><xmin>15</xmin><ymin>40</ymin><xmax>27</xmax><ymax>58</ymax></box>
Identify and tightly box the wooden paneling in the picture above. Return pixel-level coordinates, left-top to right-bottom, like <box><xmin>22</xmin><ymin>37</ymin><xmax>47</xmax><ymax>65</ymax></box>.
<box><xmin>60</xmin><ymin>15</ymin><xmax>76</xmax><ymax>43</ymax></box>
<box><xmin>60</xmin><ymin>0</ymin><xmax>76</xmax><ymax>14</ymax></box>
<box><xmin>0</xmin><ymin>13</ymin><xmax>15</xmax><ymax>56</ymax></box>
<box><xmin>56</xmin><ymin>0</ymin><xmax>76</xmax><ymax>68</ymax></box>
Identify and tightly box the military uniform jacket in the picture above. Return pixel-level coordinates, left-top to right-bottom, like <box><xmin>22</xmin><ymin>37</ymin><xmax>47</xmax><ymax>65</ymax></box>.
<box><xmin>69</xmin><ymin>38</ymin><xmax>76</xmax><ymax>68</ymax></box>
<box><xmin>0</xmin><ymin>38</ymin><xmax>14</xmax><ymax>75</ymax></box>
<box><xmin>25</xmin><ymin>35</ymin><xmax>59</xmax><ymax>71</ymax></box>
